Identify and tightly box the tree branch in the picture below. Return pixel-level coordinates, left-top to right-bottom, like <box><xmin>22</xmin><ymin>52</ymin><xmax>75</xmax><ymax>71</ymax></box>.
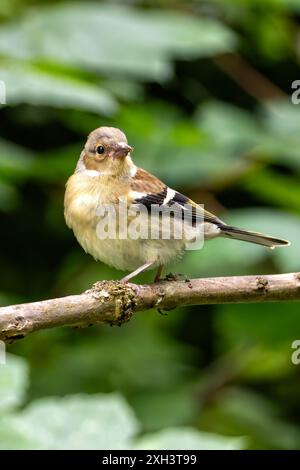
<box><xmin>1</xmin><ymin>272</ymin><xmax>299</xmax><ymax>342</ymax></box>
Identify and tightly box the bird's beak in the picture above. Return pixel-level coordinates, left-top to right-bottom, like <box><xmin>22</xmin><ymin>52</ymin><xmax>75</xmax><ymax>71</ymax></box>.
<box><xmin>113</xmin><ymin>142</ymin><xmax>133</xmax><ymax>158</ymax></box>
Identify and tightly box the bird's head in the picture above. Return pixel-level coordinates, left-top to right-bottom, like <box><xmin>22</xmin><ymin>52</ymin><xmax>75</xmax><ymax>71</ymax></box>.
<box><xmin>76</xmin><ymin>127</ymin><xmax>134</xmax><ymax>177</ymax></box>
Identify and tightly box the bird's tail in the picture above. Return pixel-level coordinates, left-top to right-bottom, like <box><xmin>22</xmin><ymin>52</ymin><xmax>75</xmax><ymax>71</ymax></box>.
<box><xmin>220</xmin><ymin>225</ymin><xmax>290</xmax><ymax>248</ymax></box>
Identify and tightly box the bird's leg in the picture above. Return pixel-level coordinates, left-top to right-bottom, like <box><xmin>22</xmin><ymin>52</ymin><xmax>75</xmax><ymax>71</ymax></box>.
<box><xmin>154</xmin><ymin>265</ymin><xmax>164</xmax><ymax>282</ymax></box>
<box><xmin>120</xmin><ymin>262</ymin><xmax>153</xmax><ymax>283</ymax></box>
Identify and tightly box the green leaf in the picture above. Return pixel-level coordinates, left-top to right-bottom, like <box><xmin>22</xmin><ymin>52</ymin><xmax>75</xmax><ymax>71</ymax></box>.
<box><xmin>142</xmin><ymin>10</ymin><xmax>237</xmax><ymax>58</ymax></box>
<box><xmin>0</xmin><ymin>3</ymin><xmax>236</xmax><ymax>81</ymax></box>
<box><xmin>0</xmin><ymin>63</ymin><xmax>117</xmax><ymax>115</ymax></box>
<box><xmin>263</xmin><ymin>100</ymin><xmax>300</xmax><ymax>136</ymax></box>
<box><xmin>0</xmin><ymin>415</ymin><xmax>40</xmax><ymax>450</ymax></box>
<box><xmin>260</xmin><ymin>100</ymin><xmax>300</xmax><ymax>171</ymax></box>
<box><xmin>196</xmin><ymin>101</ymin><xmax>263</xmax><ymax>151</ymax></box>
<box><xmin>0</xmin><ymin>394</ymin><xmax>139</xmax><ymax>450</ymax></box>
<box><xmin>0</xmin><ymin>354</ymin><xmax>28</xmax><ymax>413</ymax></box>
<box><xmin>195</xmin><ymin>100</ymin><xmax>300</xmax><ymax>175</ymax></box>
<box><xmin>135</xmin><ymin>427</ymin><xmax>245</xmax><ymax>450</ymax></box>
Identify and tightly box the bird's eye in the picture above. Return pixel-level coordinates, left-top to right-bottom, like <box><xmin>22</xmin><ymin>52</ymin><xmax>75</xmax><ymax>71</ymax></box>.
<box><xmin>96</xmin><ymin>145</ymin><xmax>105</xmax><ymax>155</ymax></box>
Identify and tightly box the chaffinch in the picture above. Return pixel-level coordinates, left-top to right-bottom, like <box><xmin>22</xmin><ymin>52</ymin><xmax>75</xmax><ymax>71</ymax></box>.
<box><xmin>64</xmin><ymin>126</ymin><xmax>290</xmax><ymax>282</ymax></box>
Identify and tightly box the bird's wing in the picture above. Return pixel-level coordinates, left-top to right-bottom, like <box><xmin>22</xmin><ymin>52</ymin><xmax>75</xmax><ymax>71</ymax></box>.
<box><xmin>129</xmin><ymin>168</ymin><xmax>224</xmax><ymax>227</ymax></box>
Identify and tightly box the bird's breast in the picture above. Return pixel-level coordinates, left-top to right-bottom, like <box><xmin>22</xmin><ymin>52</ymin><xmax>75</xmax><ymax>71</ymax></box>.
<box><xmin>64</xmin><ymin>173</ymin><xmax>129</xmax><ymax>227</ymax></box>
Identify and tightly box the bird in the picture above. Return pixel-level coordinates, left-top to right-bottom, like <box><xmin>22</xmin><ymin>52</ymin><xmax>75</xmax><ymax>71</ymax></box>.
<box><xmin>64</xmin><ymin>126</ymin><xmax>290</xmax><ymax>283</ymax></box>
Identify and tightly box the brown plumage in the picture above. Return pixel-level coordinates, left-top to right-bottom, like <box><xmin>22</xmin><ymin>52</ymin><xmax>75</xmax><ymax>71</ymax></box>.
<box><xmin>132</xmin><ymin>168</ymin><xmax>165</xmax><ymax>193</ymax></box>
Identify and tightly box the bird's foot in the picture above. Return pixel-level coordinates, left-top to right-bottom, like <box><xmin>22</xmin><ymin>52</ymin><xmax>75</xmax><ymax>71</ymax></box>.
<box><xmin>157</xmin><ymin>306</ymin><xmax>177</xmax><ymax>316</ymax></box>
<box><xmin>164</xmin><ymin>272</ymin><xmax>190</xmax><ymax>282</ymax></box>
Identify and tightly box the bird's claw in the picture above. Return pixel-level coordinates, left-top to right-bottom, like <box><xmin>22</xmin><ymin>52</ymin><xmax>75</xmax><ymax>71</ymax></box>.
<box><xmin>164</xmin><ymin>272</ymin><xmax>189</xmax><ymax>282</ymax></box>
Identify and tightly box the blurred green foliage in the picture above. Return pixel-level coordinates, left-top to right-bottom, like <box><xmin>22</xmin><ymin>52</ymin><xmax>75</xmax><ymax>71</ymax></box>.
<box><xmin>0</xmin><ymin>354</ymin><xmax>245</xmax><ymax>449</ymax></box>
<box><xmin>0</xmin><ymin>0</ymin><xmax>300</xmax><ymax>450</ymax></box>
